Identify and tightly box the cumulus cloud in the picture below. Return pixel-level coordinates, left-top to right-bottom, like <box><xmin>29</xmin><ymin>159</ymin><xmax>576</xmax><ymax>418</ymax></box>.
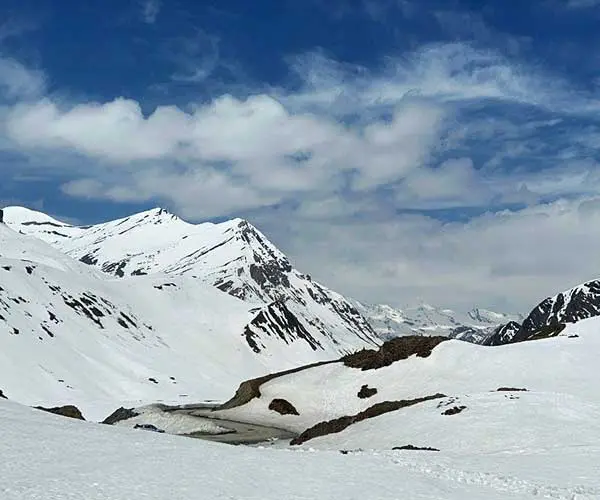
<box><xmin>0</xmin><ymin>57</ymin><xmax>44</xmax><ymax>100</ymax></box>
<box><xmin>261</xmin><ymin>197</ymin><xmax>600</xmax><ymax>312</ymax></box>
<box><xmin>3</xmin><ymin>41</ymin><xmax>600</xmax><ymax>311</ymax></box>
<box><xmin>6</xmin><ymin>93</ymin><xmax>445</xmax><ymax>216</ymax></box>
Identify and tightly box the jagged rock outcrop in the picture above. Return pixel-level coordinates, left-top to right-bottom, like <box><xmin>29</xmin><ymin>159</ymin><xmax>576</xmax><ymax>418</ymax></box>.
<box><xmin>470</xmin><ymin>280</ymin><xmax>600</xmax><ymax>346</ymax></box>
<box><xmin>35</xmin><ymin>405</ymin><xmax>85</xmax><ymax>420</ymax></box>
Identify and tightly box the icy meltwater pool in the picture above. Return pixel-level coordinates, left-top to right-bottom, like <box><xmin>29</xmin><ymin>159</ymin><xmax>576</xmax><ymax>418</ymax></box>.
<box><xmin>117</xmin><ymin>403</ymin><xmax>297</xmax><ymax>445</ymax></box>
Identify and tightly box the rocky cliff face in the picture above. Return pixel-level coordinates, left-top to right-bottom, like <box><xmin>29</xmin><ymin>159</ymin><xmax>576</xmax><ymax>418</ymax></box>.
<box><xmin>465</xmin><ymin>280</ymin><xmax>600</xmax><ymax>345</ymax></box>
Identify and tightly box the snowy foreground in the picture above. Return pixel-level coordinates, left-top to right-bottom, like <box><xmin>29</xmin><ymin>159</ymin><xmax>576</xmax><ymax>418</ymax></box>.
<box><xmin>3</xmin><ymin>319</ymin><xmax>600</xmax><ymax>500</ymax></box>
<box><xmin>2</xmin><ymin>399</ymin><xmax>599</xmax><ymax>500</ymax></box>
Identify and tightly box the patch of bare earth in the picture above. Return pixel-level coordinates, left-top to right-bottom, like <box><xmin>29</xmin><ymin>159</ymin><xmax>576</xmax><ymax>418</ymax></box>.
<box><xmin>342</xmin><ymin>336</ymin><xmax>448</xmax><ymax>370</ymax></box>
<box><xmin>393</xmin><ymin>444</ymin><xmax>439</xmax><ymax>452</ymax></box>
<box><xmin>35</xmin><ymin>405</ymin><xmax>85</xmax><ymax>420</ymax></box>
<box><xmin>290</xmin><ymin>393</ymin><xmax>446</xmax><ymax>445</ymax></box>
<box><xmin>357</xmin><ymin>384</ymin><xmax>377</xmax><ymax>399</ymax></box>
<box><xmin>102</xmin><ymin>407</ymin><xmax>140</xmax><ymax>425</ymax></box>
<box><xmin>442</xmin><ymin>405</ymin><xmax>466</xmax><ymax>416</ymax></box>
<box><xmin>268</xmin><ymin>398</ymin><xmax>299</xmax><ymax>415</ymax></box>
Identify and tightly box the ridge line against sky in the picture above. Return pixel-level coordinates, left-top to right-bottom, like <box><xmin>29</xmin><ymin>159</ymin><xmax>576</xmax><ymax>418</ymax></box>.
<box><xmin>1</xmin><ymin>0</ymin><xmax>600</xmax><ymax>312</ymax></box>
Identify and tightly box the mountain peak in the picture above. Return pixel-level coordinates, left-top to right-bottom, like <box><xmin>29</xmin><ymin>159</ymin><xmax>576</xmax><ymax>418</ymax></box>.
<box><xmin>133</xmin><ymin>207</ymin><xmax>181</xmax><ymax>223</ymax></box>
<box><xmin>1</xmin><ymin>206</ymin><xmax>72</xmax><ymax>228</ymax></box>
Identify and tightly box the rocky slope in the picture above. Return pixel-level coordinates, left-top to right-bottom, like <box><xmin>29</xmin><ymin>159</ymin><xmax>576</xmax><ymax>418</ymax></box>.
<box><xmin>472</xmin><ymin>279</ymin><xmax>600</xmax><ymax>346</ymax></box>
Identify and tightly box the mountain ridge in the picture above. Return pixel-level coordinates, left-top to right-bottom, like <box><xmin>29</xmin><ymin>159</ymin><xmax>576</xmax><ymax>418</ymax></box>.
<box><xmin>4</xmin><ymin>206</ymin><xmax>380</xmax><ymax>354</ymax></box>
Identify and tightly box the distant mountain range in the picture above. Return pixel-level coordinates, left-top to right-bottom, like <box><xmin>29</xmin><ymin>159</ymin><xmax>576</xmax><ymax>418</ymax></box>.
<box><xmin>352</xmin><ymin>301</ymin><xmax>522</xmax><ymax>343</ymax></box>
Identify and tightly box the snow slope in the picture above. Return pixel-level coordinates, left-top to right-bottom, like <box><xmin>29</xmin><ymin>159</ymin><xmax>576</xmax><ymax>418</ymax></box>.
<box><xmin>4</xmin><ymin>206</ymin><xmax>379</xmax><ymax>354</ymax></box>
<box><xmin>210</xmin><ymin>318</ymin><xmax>600</xmax><ymax>461</ymax></box>
<box><xmin>0</xmin><ymin>222</ymin><xmax>372</xmax><ymax>419</ymax></box>
<box><xmin>2</xmin><ymin>397</ymin><xmax>598</xmax><ymax>499</ymax></box>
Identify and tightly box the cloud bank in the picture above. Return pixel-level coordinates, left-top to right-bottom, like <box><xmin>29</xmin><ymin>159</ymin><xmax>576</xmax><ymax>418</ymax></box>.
<box><xmin>2</xmin><ymin>41</ymin><xmax>600</xmax><ymax>312</ymax></box>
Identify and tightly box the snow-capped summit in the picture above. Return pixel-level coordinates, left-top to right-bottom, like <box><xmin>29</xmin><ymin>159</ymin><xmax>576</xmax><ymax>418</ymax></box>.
<box><xmin>352</xmin><ymin>300</ymin><xmax>518</xmax><ymax>341</ymax></box>
<box><xmin>4</xmin><ymin>206</ymin><xmax>380</xmax><ymax>354</ymax></box>
<box><xmin>0</xmin><ymin>216</ymin><xmax>382</xmax><ymax>416</ymax></box>
<box><xmin>480</xmin><ymin>278</ymin><xmax>600</xmax><ymax>345</ymax></box>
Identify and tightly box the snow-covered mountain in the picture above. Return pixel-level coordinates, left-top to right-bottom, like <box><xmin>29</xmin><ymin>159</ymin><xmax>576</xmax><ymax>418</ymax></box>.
<box><xmin>0</xmin><ymin>210</ymin><xmax>380</xmax><ymax>417</ymax></box>
<box><xmin>3</xmin><ymin>205</ymin><xmax>524</xmax><ymax>347</ymax></box>
<box><xmin>352</xmin><ymin>300</ymin><xmax>520</xmax><ymax>341</ymax></box>
<box><xmin>469</xmin><ymin>279</ymin><xmax>600</xmax><ymax>346</ymax></box>
<box><xmin>3</xmin><ymin>206</ymin><xmax>379</xmax><ymax>353</ymax></box>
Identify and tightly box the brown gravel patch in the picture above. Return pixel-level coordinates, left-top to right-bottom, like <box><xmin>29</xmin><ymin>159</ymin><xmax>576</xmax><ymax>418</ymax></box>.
<box><xmin>342</xmin><ymin>336</ymin><xmax>448</xmax><ymax>370</ymax></box>
<box><xmin>268</xmin><ymin>398</ymin><xmax>299</xmax><ymax>415</ymax></box>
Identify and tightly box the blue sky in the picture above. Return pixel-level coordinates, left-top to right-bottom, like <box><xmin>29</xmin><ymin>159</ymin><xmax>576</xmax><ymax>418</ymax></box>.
<box><xmin>2</xmin><ymin>0</ymin><xmax>600</xmax><ymax>311</ymax></box>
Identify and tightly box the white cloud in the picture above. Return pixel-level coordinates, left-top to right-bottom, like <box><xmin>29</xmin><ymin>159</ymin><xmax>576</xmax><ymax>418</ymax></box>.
<box><xmin>285</xmin><ymin>44</ymin><xmax>600</xmax><ymax>116</ymax></box>
<box><xmin>567</xmin><ymin>0</ymin><xmax>600</xmax><ymax>8</ymax></box>
<box><xmin>6</xmin><ymin>93</ymin><xmax>445</xmax><ymax>216</ymax></box>
<box><xmin>141</xmin><ymin>0</ymin><xmax>161</xmax><ymax>24</ymax></box>
<box><xmin>3</xmin><ymin>42</ymin><xmax>600</xmax><ymax>311</ymax></box>
<box><xmin>7</xmin><ymin>98</ymin><xmax>191</xmax><ymax>161</ymax></box>
<box><xmin>0</xmin><ymin>57</ymin><xmax>45</xmax><ymax>100</ymax></box>
<box><xmin>260</xmin><ymin>197</ymin><xmax>600</xmax><ymax>312</ymax></box>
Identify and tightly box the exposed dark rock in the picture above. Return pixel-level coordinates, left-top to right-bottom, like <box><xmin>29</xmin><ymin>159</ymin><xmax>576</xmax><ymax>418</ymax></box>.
<box><xmin>0</xmin><ymin>389</ymin><xmax>6</xmax><ymax>399</ymax></box>
<box><xmin>35</xmin><ymin>405</ymin><xmax>85</xmax><ymax>420</ymax></box>
<box><xmin>22</xmin><ymin>220</ymin><xmax>64</xmax><ymax>228</ymax></box>
<box><xmin>61</xmin><ymin>294</ymin><xmax>104</xmax><ymax>328</ymax></box>
<box><xmin>41</xmin><ymin>325</ymin><xmax>54</xmax><ymax>337</ymax></box>
<box><xmin>392</xmin><ymin>444</ymin><xmax>439</xmax><ymax>452</ymax></box>
<box><xmin>520</xmin><ymin>282</ymin><xmax>600</xmax><ymax>333</ymax></box>
<box><xmin>496</xmin><ymin>387</ymin><xmax>528</xmax><ymax>392</ymax></box>
<box><xmin>102</xmin><ymin>407</ymin><xmax>139</xmax><ymax>425</ymax></box>
<box><xmin>343</xmin><ymin>336</ymin><xmax>448</xmax><ymax>370</ymax></box>
<box><xmin>268</xmin><ymin>398</ymin><xmax>299</xmax><ymax>415</ymax></box>
<box><xmin>102</xmin><ymin>260</ymin><xmax>128</xmax><ymax>278</ymax></box>
<box><xmin>134</xmin><ymin>423</ymin><xmax>165</xmax><ymax>433</ymax></box>
<box><xmin>482</xmin><ymin>321</ymin><xmax>522</xmax><ymax>346</ymax></box>
<box><xmin>442</xmin><ymin>405</ymin><xmax>466</xmax><ymax>416</ymax></box>
<box><xmin>482</xmin><ymin>280</ymin><xmax>600</xmax><ymax>346</ymax></box>
<box><xmin>357</xmin><ymin>384</ymin><xmax>377</xmax><ymax>399</ymax></box>
<box><xmin>291</xmin><ymin>393</ymin><xmax>446</xmax><ymax>445</ymax></box>
<box><xmin>148</xmin><ymin>377</ymin><xmax>158</xmax><ymax>384</ymax></box>
<box><xmin>79</xmin><ymin>253</ymin><xmax>98</xmax><ymax>265</ymax></box>
<box><xmin>218</xmin><ymin>359</ymin><xmax>338</xmax><ymax>410</ymax></box>
<box><xmin>243</xmin><ymin>301</ymin><xmax>322</xmax><ymax>353</ymax></box>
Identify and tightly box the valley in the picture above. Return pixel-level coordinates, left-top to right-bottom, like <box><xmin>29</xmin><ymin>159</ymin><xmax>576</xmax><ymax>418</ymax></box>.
<box><xmin>2</xmin><ymin>206</ymin><xmax>600</xmax><ymax>499</ymax></box>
